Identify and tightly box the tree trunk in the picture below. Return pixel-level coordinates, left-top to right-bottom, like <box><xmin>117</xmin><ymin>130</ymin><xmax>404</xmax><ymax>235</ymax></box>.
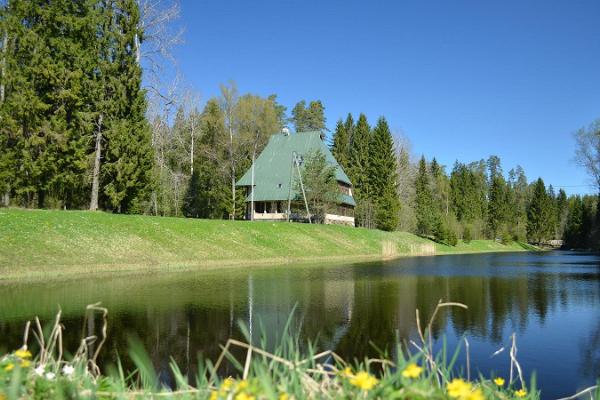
<box><xmin>1</xmin><ymin>31</ymin><xmax>7</xmax><ymax>103</ymax></box>
<box><xmin>229</xmin><ymin>123</ymin><xmax>235</xmax><ymax>220</ymax></box>
<box><xmin>90</xmin><ymin>114</ymin><xmax>103</xmax><ymax>211</ymax></box>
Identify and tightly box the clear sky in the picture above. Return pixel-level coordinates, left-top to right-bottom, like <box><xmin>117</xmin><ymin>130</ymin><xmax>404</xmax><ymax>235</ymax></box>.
<box><xmin>170</xmin><ymin>0</ymin><xmax>600</xmax><ymax>195</ymax></box>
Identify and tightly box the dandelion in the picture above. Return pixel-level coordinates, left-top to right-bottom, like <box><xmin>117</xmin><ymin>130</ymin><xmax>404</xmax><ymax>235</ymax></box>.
<box><xmin>237</xmin><ymin>380</ymin><xmax>249</xmax><ymax>391</ymax></box>
<box><xmin>14</xmin><ymin>348</ymin><xmax>32</xmax><ymax>359</ymax></box>
<box><xmin>515</xmin><ymin>389</ymin><xmax>527</xmax><ymax>398</ymax></box>
<box><xmin>447</xmin><ymin>378</ymin><xmax>473</xmax><ymax>398</ymax></box>
<box><xmin>279</xmin><ymin>393</ymin><xmax>289</xmax><ymax>400</ymax></box>
<box><xmin>234</xmin><ymin>393</ymin><xmax>255</xmax><ymax>400</ymax></box>
<box><xmin>494</xmin><ymin>377</ymin><xmax>505</xmax><ymax>386</ymax></box>
<box><xmin>465</xmin><ymin>388</ymin><xmax>484</xmax><ymax>400</ymax></box>
<box><xmin>349</xmin><ymin>371</ymin><xmax>378</xmax><ymax>391</ymax></box>
<box><xmin>221</xmin><ymin>377</ymin><xmax>235</xmax><ymax>389</ymax></box>
<box><xmin>20</xmin><ymin>360</ymin><xmax>30</xmax><ymax>368</ymax></box>
<box><xmin>209</xmin><ymin>391</ymin><xmax>218</xmax><ymax>400</ymax></box>
<box><xmin>45</xmin><ymin>372</ymin><xmax>56</xmax><ymax>381</ymax></box>
<box><xmin>62</xmin><ymin>365</ymin><xmax>75</xmax><ymax>376</ymax></box>
<box><xmin>340</xmin><ymin>367</ymin><xmax>354</xmax><ymax>377</ymax></box>
<box><xmin>401</xmin><ymin>363</ymin><xmax>423</xmax><ymax>378</ymax></box>
<box><xmin>3</xmin><ymin>363</ymin><xmax>14</xmax><ymax>372</ymax></box>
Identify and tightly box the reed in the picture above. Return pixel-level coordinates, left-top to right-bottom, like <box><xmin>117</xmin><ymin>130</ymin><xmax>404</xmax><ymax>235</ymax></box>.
<box><xmin>1</xmin><ymin>302</ymin><xmax>596</xmax><ymax>399</ymax></box>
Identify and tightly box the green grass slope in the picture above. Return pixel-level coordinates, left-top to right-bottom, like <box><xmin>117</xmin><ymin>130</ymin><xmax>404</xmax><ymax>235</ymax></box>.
<box><xmin>0</xmin><ymin>208</ymin><xmax>532</xmax><ymax>280</ymax></box>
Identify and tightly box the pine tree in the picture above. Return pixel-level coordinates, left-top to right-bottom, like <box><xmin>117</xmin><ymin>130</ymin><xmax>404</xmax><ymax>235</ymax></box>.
<box><xmin>291</xmin><ymin>100</ymin><xmax>325</xmax><ymax>132</ymax></box>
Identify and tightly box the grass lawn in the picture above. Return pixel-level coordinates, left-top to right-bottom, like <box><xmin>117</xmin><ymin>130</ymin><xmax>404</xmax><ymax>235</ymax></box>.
<box><xmin>0</xmin><ymin>208</ymin><xmax>535</xmax><ymax>280</ymax></box>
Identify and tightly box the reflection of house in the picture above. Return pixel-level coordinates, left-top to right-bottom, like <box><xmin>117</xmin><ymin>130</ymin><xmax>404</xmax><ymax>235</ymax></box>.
<box><xmin>236</xmin><ymin>130</ymin><xmax>356</xmax><ymax>226</ymax></box>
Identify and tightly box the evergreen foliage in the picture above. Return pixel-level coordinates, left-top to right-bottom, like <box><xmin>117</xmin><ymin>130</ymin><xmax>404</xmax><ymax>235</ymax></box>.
<box><xmin>291</xmin><ymin>100</ymin><xmax>326</xmax><ymax>132</ymax></box>
<box><xmin>0</xmin><ymin>0</ymin><xmax>153</xmax><ymax>212</ymax></box>
<box><xmin>527</xmin><ymin>178</ymin><xmax>553</xmax><ymax>244</ymax></box>
<box><xmin>368</xmin><ymin>117</ymin><xmax>400</xmax><ymax>231</ymax></box>
<box><xmin>331</xmin><ymin>119</ymin><xmax>350</xmax><ymax>171</ymax></box>
<box><xmin>415</xmin><ymin>156</ymin><xmax>437</xmax><ymax>236</ymax></box>
<box><xmin>348</xmin><ymin>113</ymin><xmax>372</xmax><ymax>227</ymax></box>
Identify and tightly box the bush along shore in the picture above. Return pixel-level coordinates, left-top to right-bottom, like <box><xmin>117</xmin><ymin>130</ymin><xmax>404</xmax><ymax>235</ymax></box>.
<box><xmin>3</xmin><ymin>303</ymin><xmax>596</xmax><ymax>400</ymax></box>
<box><xmin>0</xmin><ymin>209</ymin><xmax>537</xmax><ymax>280</ymax></box>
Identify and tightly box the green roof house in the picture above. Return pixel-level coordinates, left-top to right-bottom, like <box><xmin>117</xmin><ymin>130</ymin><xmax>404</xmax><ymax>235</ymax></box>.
<box><xmin>236</xmin><ymin>130</ymin><xmax>356</xmax><ymax>226</ymax></box>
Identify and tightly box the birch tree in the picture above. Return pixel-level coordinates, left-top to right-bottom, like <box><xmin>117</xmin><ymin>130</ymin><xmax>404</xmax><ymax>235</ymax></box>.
<box><xmin>220</xmin><ymin>82</ymin><xmax>239</xmax><ymax>219</ymax></box>
<box><xmin>574</xmin><ymin>119</ymin><xmax>600</xmax><ymax>194</ymax></box>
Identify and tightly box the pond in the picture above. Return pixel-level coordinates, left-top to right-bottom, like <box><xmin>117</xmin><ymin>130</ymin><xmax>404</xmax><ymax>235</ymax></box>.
<box><xmin>0</xmin><ymin>251</ymin><xmax>598</xmax><ymax>399</ymax></box>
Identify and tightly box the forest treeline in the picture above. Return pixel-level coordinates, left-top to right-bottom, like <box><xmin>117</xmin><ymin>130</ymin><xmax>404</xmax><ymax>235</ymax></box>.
<box><xmin>330</xmin><ymin>113</ymin><xmax>598</xmax><ymax>248</ymax></box>
<box><xmin>0</xmin><ymin>1</ymin><xmax>598</xmax><ymax>249</ymax></box>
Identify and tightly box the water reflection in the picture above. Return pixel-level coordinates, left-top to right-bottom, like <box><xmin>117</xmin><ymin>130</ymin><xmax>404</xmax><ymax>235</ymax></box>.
<box><xmin>0</xmin><ymin>251</ymin><xmax>598</xmax><ymax>398</ymax></box>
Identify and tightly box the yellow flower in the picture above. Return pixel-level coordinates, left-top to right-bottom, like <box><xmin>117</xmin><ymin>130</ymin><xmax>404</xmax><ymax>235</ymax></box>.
<box><xmin>20</xmin><ymin>360</ymin><xmax>31</xmax><ymax>368</ymax></box>
<box><xmin>349</xmin><ymin>371</ymin><xmax>378</xmax><ymax>391</ymax></box>
<box><xmin>401</xmin><ymin>363</ymin><xmax>423</xmax><ymax>378</ymax></box>
<box><xmin>209</xmin><ymin>391</ymin><xmax>218</xmax><ymax>400</ymax></box>
<box><xmin>222</xmin><ymin>377</ymin><xmax>235</xmax><ymax>390</ymax></box>
<box><xmin>465</xmin><ymin>388</ymin><xmax>484</xmax><ymax>400</ymax></box>
<box><xmin>279</xmin><ymin>393</ymin><xmax>289</xmax><ymax>400</ymax></box>
<box><xmin>494</xmin><ymin>377</ymin><xmax>505</xmax><ymax>386</ymax></box>
<box><xmin>3</xmin><ymin>363</ymin><xmax>14</xmax><ymax>372</ymax></box>
<box><xmin>515</xmin><ymin>389</ymin><xmax>527</xmax><ymax>398</ymax></box>
<box><xmin>234</xmin><ymin>393</ymin><xmax>255</xmax><ymax>400</ymax></box>
<box><xmin>15</xmin><ymin>348</ymin><xmax>32</xmax><ymax>359</ymax></box>
<box><xmin>340</xmin><ymin>367</ymin><xmax>353</xmax><ymax>377</ymax></box>
<box><xmin>447</xmin><ymin>379</ymin><xmax>472</xmax><ymax>398</ymax></box>
<box><xmin>237</xmin><ymin>380</ymin><xmax>249</xmax><ymax>391</ymax></box>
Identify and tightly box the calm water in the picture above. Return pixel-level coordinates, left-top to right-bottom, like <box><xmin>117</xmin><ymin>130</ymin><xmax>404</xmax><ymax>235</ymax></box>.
<box><xmin>1</xmin><ymin>251</ymin><xmax>599</xmax><ymax>398</ymax></box>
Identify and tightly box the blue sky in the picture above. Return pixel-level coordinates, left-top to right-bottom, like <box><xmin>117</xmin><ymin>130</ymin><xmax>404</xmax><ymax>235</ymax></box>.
<box><xmin>170</xmin><ymin>0</ymin><xmax>600</xmax><ymax>195</ymax></box>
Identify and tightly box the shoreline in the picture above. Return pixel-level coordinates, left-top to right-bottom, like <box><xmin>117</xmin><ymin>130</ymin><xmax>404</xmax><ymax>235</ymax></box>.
<box><xmin>0</xmin><ymin>247</ymin><xmax>537</xmax><ymax>283</ymax></box>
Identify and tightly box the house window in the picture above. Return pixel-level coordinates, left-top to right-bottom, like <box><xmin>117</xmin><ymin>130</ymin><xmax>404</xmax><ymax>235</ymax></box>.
<box><xmin>255</xmin><ymin>202</ymin><xmax>265</xmax><ymax>213</ymax></box>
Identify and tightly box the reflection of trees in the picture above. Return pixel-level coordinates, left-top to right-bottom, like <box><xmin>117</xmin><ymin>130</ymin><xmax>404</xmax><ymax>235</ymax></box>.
<box><xmin>0</xmin><ymin>256</ymin><xmax>598</xmax><ymax>382</ymax></box>
<box><xmin>579</xmin><ymin>319</ymin><xmax>600</xmax><ymax>380</ymax></box>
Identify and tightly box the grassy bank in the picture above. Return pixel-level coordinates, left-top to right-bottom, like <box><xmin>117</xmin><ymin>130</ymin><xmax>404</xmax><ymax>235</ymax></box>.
<box><xmin>0</xmin><ymin>208</ymin><xmax>535</xmax><ymax>280</ymax></box>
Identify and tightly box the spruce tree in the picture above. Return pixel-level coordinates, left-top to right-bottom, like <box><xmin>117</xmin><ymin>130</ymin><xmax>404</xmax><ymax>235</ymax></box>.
<box><xmin>101</xmin><ymin>0</ymin><xmax>154</xmax><ymax>213</ymax></box>
<box><xmin>527</xmin><ymin>178</ymin><xmax>552</xmax><ymax>244</ymax></box>
<box><xmin>368</xmin><ymin>117</ymin><xmax>400</xmax><ymax>231</ymax></box>
<box><xmin>375</xmin><ymin>186</ymin><xmax>400</xmax><ymax>231</ymax></box>
<box><xmin>348</xmin><ymin>113</ymin><xmax>371</xmax><ymax>227</ymax></box>
<box><xmin>415</xmin><ymin>156</ymin><xmax>437</xmax><ymax>236</ymax></box>
<box><xmin>487</xmin><ymin>156</ymin><xmax>507</xmax><ymax>239</ymax></box>
<box><xmin>194</xmin><ymin>99</ymin><xmax>228</xmax><ymax>218</ymax></box>
<box><xmin>331</xmin><ymin>119</ymin><xmax>350</xmax><ymax>170</ymax></box>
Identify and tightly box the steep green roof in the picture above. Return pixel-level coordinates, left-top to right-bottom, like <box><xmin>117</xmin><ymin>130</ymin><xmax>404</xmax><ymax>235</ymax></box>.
<box><xmin>236</xmin><ymin>131</ymin><xmax>355</xmax><ymax>206</ymax></box>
